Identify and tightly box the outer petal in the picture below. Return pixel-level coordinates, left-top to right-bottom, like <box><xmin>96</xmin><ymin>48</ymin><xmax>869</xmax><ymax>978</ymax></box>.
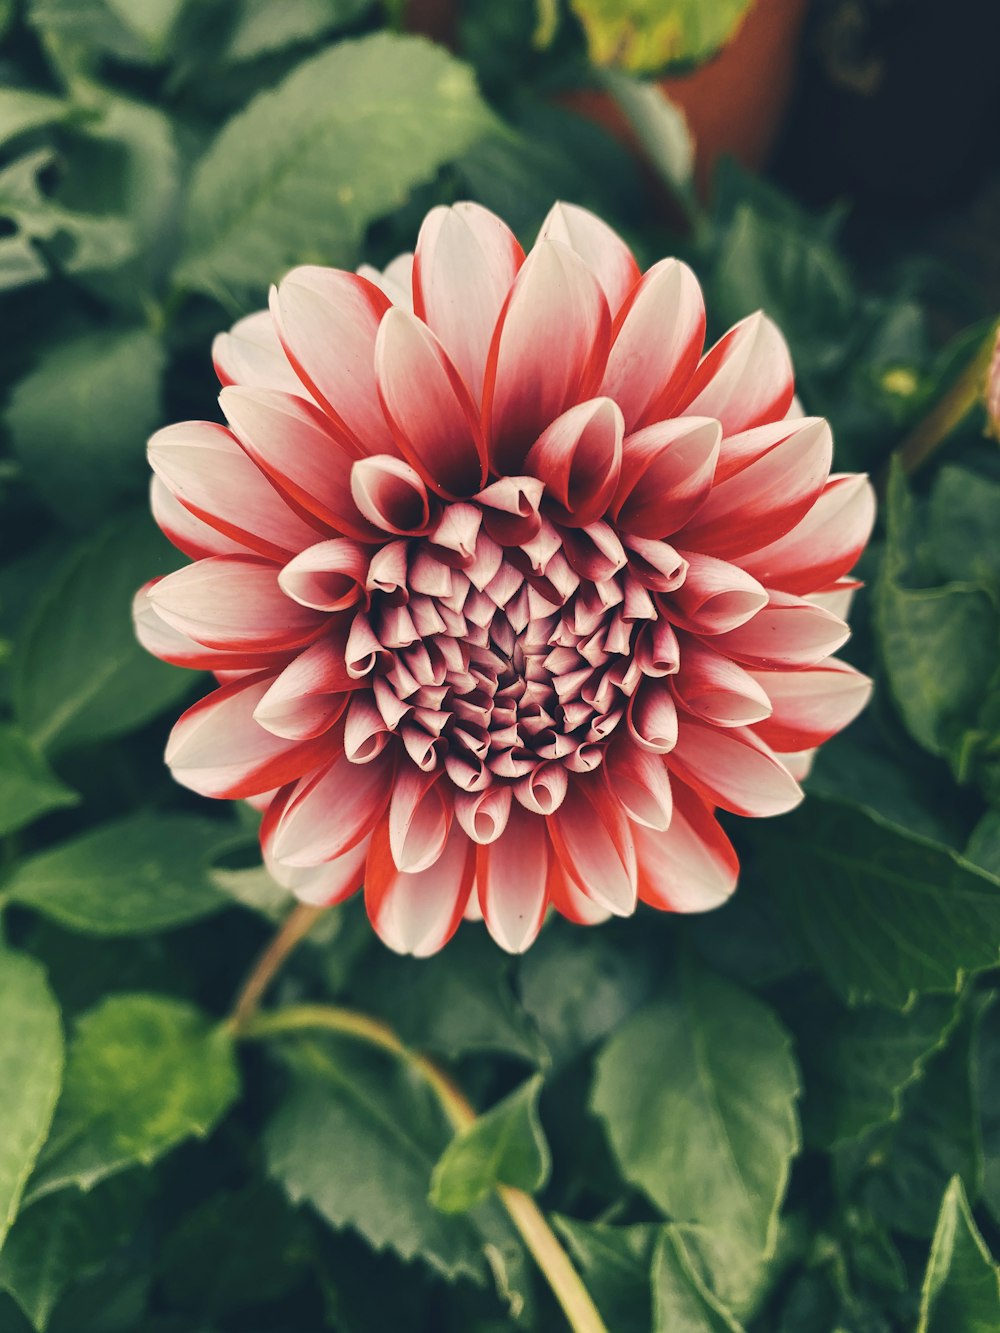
<box><xmin>270</xmin><ymin>267</ymin><xmax>397</xmax><ymax>455</ymax></box>
<box><xmin>605</xmin><ymin>742</ymin><xmax>673</xmax><ymax>829</ymax></box>
<box><xmin>151</xmin><ymin>477</ymin><xmax>249</xmax><ymax>560</ymax></box>
<box><xmin>149</xmin><ymin>421</ymin><xmax>320</xmax><ymax>562</ymax></box>
<box><xmin>484</xmin><ymin>239</ymin><xmax>611</xmax><ymax>473</ymax></box>
<box><xmin>165</xmin><ymin>673</ymin><xmax>340</xmax><ymax>799</ymax></box>
<box><xmin>220</xmin><ymin>387</ymin><xmax>377</xmax><ymax>540</ymax></box>
<box><xmin>546</xmin><ymin>855</ymin><xmax>612</xmax><ymax>925</ymax></box>
<box><xmin>147</xmin><ymin>556</ymin><xmax>324</xmax><ymax>653</ymax></box>
<box><xmin>676</xmin><ymin>418</ymin><xmax>833</xmax><ymax>559</ymax></box>
<box><xmin>524</xmin><ymin>397</ymin><xmax>624</xmax><ymax>528</ymax></box>
<box><xmin>739</xmin><ymin>473</ymin><xmax>877</xmax><ymax>595</ymax></box>
<box><xmin>667</xmin><ymin>553</ymin><xmax>768</xmax><ymax>634</ymax></box>
<box><xmin>601</xmin><ymin>258</ymin><xmax>706</xmax><ymax>431</ymax></box>
<box><xmin>751</xmin><ymin>660</ymin><xmax>872</xmax><ymax>751</ymax></box>
<box><xmin>262</xmin><ymin>790</ymin><xmax>370</xmax><ymax>906</ymax></box>
<box><xmin>212</xmin><ymin>310</ymin><xmax>305</xmax><ymax>396</ymax></box>
<box><xmin>635</xmin><ymin>784</ymin><xmax>738</xmax><ymax>912</ymax></box>
<box><xmin>675</xmin><ymin>312</ymin><xmax>795</xmax><ymax>434</ymax></box>
<box><xmin>671</xmin><ymin>635</ymin><xmax>773</xmax><ymax>727</ymax></box>
<box><xmin>412</xmin><ymin>201</ymin><xmax>524</xmax><ymax>402</ymax></box>
<box><xmin>375</xmin><ymin>308</ymin><xmax>487</xmax><ymax>497</ymax></box>
<box><xmin>538</xmin><ymin>201</ymin><xmax>640</xmax><ymax>315</ymax></box>
<box><xmin>269</xmin><ymin>747</ymin><xmax>394</xmax><ymax>867</ymax></box>
<box><xmin>612</xmin><ymin>417</ymin><xmax>721</xmax><ymax>539</ymax></box>
<box><xmin>389</xmin><ymin>767</ymin><xmax>452</xmax><ymax>874</ymax></box>
<box><xmin>667</xmin><ymin>719</ymin><xmax>803</xmax><ymax>817</ymax></box>
<box><xmin>548</xmin><ymin>773</ymin><xmax>637</xmax><ymax>916</ymax></box>
<box><xmin>252</xmin><ymin>630</ymin><xmax>360</xmax><ymax>740</ymax></box>
<box><xmin>712</xmin><ymin>590</ymin><xmax>850</xmax><ymax>668</ymax></box>
<box><xmin>356</xmin><ymin>252</ymin><xmax>414</xmax><ymax>310</ymax></box>
<box><xmin>134</xmin><ymin>582</ymin><xmax>290</xmax><ymax>672</ymax></box>
<box><xmin>366</xmin><ymin>819</ymin><xmax>475</xmax><ymax>956</ymax></box>
<box><xmin>477</xmin><ymin>803</ymin><xmax>550</xmax><ymax>953</ymax></box>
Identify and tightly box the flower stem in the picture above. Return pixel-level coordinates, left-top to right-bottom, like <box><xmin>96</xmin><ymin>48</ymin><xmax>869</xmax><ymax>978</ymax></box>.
<box><xmin>227</xmin><ymin>902</ymin><xmax>327</xmax><ymax>1030</ymax></box>
<box><xmin>240</xmin><ymin>1003</ymin><xmax>610</xmax><ymax>1333</ymax></box>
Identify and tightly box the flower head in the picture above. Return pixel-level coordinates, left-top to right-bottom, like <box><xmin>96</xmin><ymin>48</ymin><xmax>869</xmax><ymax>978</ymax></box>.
<box><xmin>136</xmin><ymin>202</ymin><xmax>875</xmax><ymax>954</ymax></box>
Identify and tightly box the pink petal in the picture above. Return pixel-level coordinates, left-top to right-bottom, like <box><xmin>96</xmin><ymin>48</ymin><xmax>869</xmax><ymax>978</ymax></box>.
<box><xmin>412</xmin><ymin>201</ymin><xmax>524</xmax><ymax>403</ymax></box>
<box><xmin>739</xmin><ymin>473</ymin><xmax>877</xmax><ymax>596</ymax></box>
<box><xmin>356</xmin><ymin>252</ymin><xmax>414</xmax><ymax>310</ymax></box>
<box><xmin>601</xmin><ymin>258</ymin><xmax>706</xmax><ymax>431</ymax></box>
<box><xmin>667</xmin><ymin>719</ymin><xmax>803</xmax><ymax>817</ymax></box>
<box><xmin>270</xmin><ymin>748</ymin><xmax>394</xmax><ymax>867</ymax></box>
<box><xmin>675</xmin><ymin>312</ymin><xmax>794</xmax><ymax>435</ymax></box>
<box><xmin>484</xmin><ymin>239</ymin><xmax>611</xmax><ymax>473</ymax></box>
<box><xmin>343</xmin><ymin>692</ymin><xmax>393</xmax><ymax>762</ymax></box>
<box><xmin>134</xmin><ymin>582</ymin><xmax>289</xmax><ymax>672</ymax></box>
<box><xmin>166</xmin><ymin>673</ymin><xmax>339</xmax><ymax>799</ymax></box>
<box><xmin>375</xmin><ymin>307</ymin><xmax>487</xmax><ymax>496</ymax></box>
<box><xmin>279</xmin><ymin>539</ymin><xmax>370</xmax><ymax>611</ymax></box>
<box><xmin>635</xmin><ymin>784</ymin><xmax>738</xmax><ymax>912</ymax></box>
<box><xmin>548</xmin><ymin>774</ymin><xmax>637</xmax><ymax>916</ymax></box>
<box><xmin>476</xmin><ymin>476</ymin><xmax>544</xmax><ymax>545</ymax></box>
<box><xmin>270</xmin><ymin>267</ymin><xmax>397</xmax><ymax>455</ymax></box>
<box><xmin>676</xmin><ymin>419</ymin><xmax>832</xmax><ymax>559</ymax></box>
<box><xmin>605</xmin><ymin>742</ymin><xmax>673</xmax><ymax>829</ymax></box>
<box><xmin>151</xmin><ymin>477</ymin><xmax>249</xmax><ymax>561</ymax></box>
<box><xmin>751</xmin><ymin>659</ymin><xmax>872</xmax><ymax>751</ymax></box>
<box><xmin>149</xmin><ymin>421</ymin><xmax>320</xmax><ymax>562</ymax></box>
<box><xmin>623</xmin><ymin>536</ymin><xmax>689</xmax><ymax>593</ymax></box>
<box><xmin>148</xmin><ymin>556</ymin><xmax>324</xmax><ymax>653</ymax></box>
<box><xmin>220</xmin><ymin>387</ymin><xmax>376</xmax><ymax>540</ymax></box>
<box><xmin>212</xmin><ymin>310</ymin><xmax>305</xmax><ymax>396</ymax></box>
<box><xmin>538</xmin><ymin>201</ymin><xmax>640</xmax><ymax>315</ymax></box>
<box><xmin>252</xmin><ymin>631</ymin><xmax>360</xmax><ymax>740</ymax></box>
<box><xmin>455</xmin><ymin>784</ymin><xmax>512</xmax><ymax>844</ymax></box>
<box><xmin>262</xmin><ymin>790</ymin><xmax>370</xmax><ymax>905</ymax></box>
<box><xmin>612</xmin><ymin>416</ymin><xmax>721</xmax><ymax>538</ymax></box>
<box><xmin>667</xmin><ymin>552</ymin><xmax>768</xmax><ymax>634</ymax></box>
<box><xmin>477</xmin><ymin>804</ymin><xmax>550</xmax><ymax>953</ymax></box>
<box><xmin>672</xmin><ymin>635</ymin><xmax>773</xmax><ymax>727</ymax></box>
<box><xmin>524</xmin><ymin>397</ymin><xmax>623</xmax><ymax>527</ymax></box>
<box><xmin>712</xmin><ymin>590</ymin><xmax>850</xmax><ymax>668</ymax></box>
<box><xmin>389</xmin><ymin>766</ymin><xmax>452</xmax><ymax>873</ymax></box>
<box><xmin>627</xmin><ymin>679</ymin><xmax>679</xmax><ymax>753</ymax></box>
<box><xmin>547</xmin><ymin>856</ymin><xmax>612</xmax><ymax>926</ymax></box>
<box><xmin>350</xmin><ymin>455</ymin><xmax>432</xmax><ymax>535</ymax></box>
<box><xmin>513</xmin><ymin>762</ymin><xmax>568</xmax><ymax>816</ymax></box>
<box><xmin>366</xmin><ymin>819</ymin><xmax>475</xmax><ymax>956</ymax></box>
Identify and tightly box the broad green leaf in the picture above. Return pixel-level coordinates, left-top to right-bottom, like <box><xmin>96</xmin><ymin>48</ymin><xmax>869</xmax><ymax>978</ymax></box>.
<box><xmin>918</xmin><ymin>1178</ymin><xmax>1000</xmax><ymax>1332</ymax></box>
<box><xmin>13</xmin><ymin>511</ymin><xmax>192</xmax><ymax>753</ymax></box>
<box><xmin>591</xmin><ymin>957</ymin><xmax>800</xmax><ymax>1257</ymax></box>
<box><xmin>517</xmin><ymin>921</ymin><xmax>656</xmax><ymax>1067</ymax></box>
<box><xmin>0</xmin><ymin>150</ymin><xmax>135</xmax><ymax>291</ymax></box>
<box><xmin>568</xmin><ymin>0</ymin><xmax>753</xmax><ymax>73</ymax></box>
<box><xmin>976</xmin><ymin>993</ymin><xmax>1000</xmax><ymax>1224</ymax></box>
<box><xmin>223</xmin><ymin>0</ymin><xmax>373</xmax><ymax>63</ymax></box>
<box><xmin>0</xmin><ymin>89</ymin><xmax>71</xmax><ymax>148</ymax></box>
<box><xmin>355</xmin><ymin>929</ymin><xmax>546</xmax><ymax>1064</ymax></box>
<box><xmin>6</xmin><ymin>327</ymin><xmax>164</xmax><ymax>528</ymax></box>
<box><xmin>430</xmin><ymin>1076</ymin><xmax>549</xmax><ymax>1213</ymax></box>
<box><xmin>651</xmin><ymin>1227</ymin><xmax>744</xmax><ymax>1333</ymax></box>
<box><xmin>178</xmin><ymin>33</ymin><xmax>493</xmax><ymax>305</ymax></box>
<box><xmin>0</xmin><ymin>948</ymin><xmax>64</xmax><ymax>1247</ymax></box>
<box><xmin>26</xmin><ymin>995</ymin><xmax>238</xmax><ymax>1203</ymax></box>
<box><xmin>28</xmin><ymin>0</ymin><xmax>186</xmax><ymax>64</ymax></box>
<box><xmin>263</xmin><ymin>1034</ymin><xmax>485</xmax><ymax>1281</ymax></box>
<box><xmin>791</xmin><ymin>989</ymin><xmax>959</xmax><ymax>1148</ymax></box>
<box><xmin>5</xmin><ymin>814</ymin><xmax>239</xmax><ymax>935</ymax></box>
<box><xmin>0</xmin><ymin>725</ymin><xmax>78</xmax><ymax>837</ymax></box>
<box><xmin>553</xmin><ymin>1219</ymin><xmax>657</xmax><ymax>1333</ymax></box>
<box><xmin>0</xmin><ymin>1176</ymin><xmax>146</xmax><ymax>1331</ymax></box>
<box><xmin>926</xmin><ymin>466</ymin><xmax>1000</xmax><ymax>586</ymax></box>
<box><xmin>752</xmin><ymin>799</ymin><xmax>1000</xmax><ymax>1006</ymax></box>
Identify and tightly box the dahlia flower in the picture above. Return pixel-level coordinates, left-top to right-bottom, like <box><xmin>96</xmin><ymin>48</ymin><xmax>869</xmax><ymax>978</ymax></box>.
<box><xmin>136</xmin><ymin>201</ymin><xmax>875</xmax><ymax>955</ymax></box>
<box><xmin>988</xmin><ymin>326</ymin><xmax>1000</xmax><ymax>440</ymax></box>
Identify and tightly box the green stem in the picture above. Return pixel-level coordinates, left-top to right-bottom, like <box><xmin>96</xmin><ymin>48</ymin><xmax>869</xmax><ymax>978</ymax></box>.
<box><xmin>227</xmin><ymin>902</ymin><xmax>327</xmax><ymax>1030</ymax></box>
<box><xmin>239</xmin><ymin>1004</ymin><xmax>610</xmax><ymax>1333</ymax></box>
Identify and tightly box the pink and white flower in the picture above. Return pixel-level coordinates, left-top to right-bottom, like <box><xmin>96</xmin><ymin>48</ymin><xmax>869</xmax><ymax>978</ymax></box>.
<box><xmin>136</xmin><ymin>201</ymin><xmax>875</xmax><ymax>955</ymax></box>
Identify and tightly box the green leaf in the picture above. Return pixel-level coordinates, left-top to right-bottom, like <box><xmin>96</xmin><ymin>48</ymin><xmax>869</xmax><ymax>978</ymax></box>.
<box><xmin>0</xmin><ymin>725</ymin><xmax>79</xmax><ymax>837</ymax></box>
<box><xmin>791</xmin><ymin>989</ymin><xmax>960</xmax><ymax>1148</ymax></box>
<box><xmin>13</xmin><ymin>511</ymin><xmax>193</xmax><ymax>753</ymax></box>
<box><xmin>598</xmin><ymin>69</ymin><xmax>693</xmax><ymax>196</ymax></box>
<box><xmin>223</xmin><ymin>0</ymin><xmax>373</xmax><ymax>63</ymax></box>
<box><xmin>651</xmin><ymin>1226</ymin><xmax>744</xmax><ymax>1332</ymax></box>
<box><xmin>568</xmin><ymin>0</ymin><xmax>753</xmax><ymax>73</ymax></box>
<box><xmin>591</xmin><ymin>957</ymin><xmax>800</xmax><ymax>1257</ymax></box>
<box><xmin>0</xmin><ymin>948</ymin><xmax>64</xmax><ymax>1247</ymax></box>
<box><xmin>918</xmin><ymin>1178</ymin><xmax>1000</xmax><ymax>1332</ymax></box>
<box><xmin>553</xmin><ymin>1219</ymin><xmax>657</xmax><ymax>1333</ymax></box>
<box><xmin>0</xmin><ymin>1176</ymin><xmax>146</xmax><ymax>1331</ymax></box>
<box><xmin>0</xmin><ymin>89</ymin><xmax>71</xmax><ymax>149</ymax></box>
<box><xmin>26</xmin><ymin>995</ymin><xmax>238</xmax><ymax>1203</ymax></box>
<box><xmin>976</xmin><ymin>992</ymin><xmax>1000</xmax><ymax>1225</ymax></box>
<box><xmin>263</xmin><ymin>1034</ymin><xmax>485</xmax><ymax>1281</ymax></box>
<box><xmin>752</xmin><ymin>799</ymin><xmax>1000</xmax><ymax>1007</ymax></box>
<box><xmin>177</xmin><ymin>33</ymin><xmax>493</xmax><ymax>305</ymax></box>
<box><xmin>6</xmin><ymin>327</ymin><xmax>164</xmax><ymax>528</ymax></box>
<box><xmin>926</xmin><ymin>466</ymin><xmax>1000</xmax><ymax>587</ymax></box>
<box><xmin>430</xmin><ymin>1076</ymin><xmax>550</xmax><ymax>1213</ymax></box>
<box><xmin>28</xmin><ymin>0</ymin><xmax>186</xmax><ymax>65</ymax></box>
<box><xmin>5</xmin><ymin>814</ymin><xmax>239</xmax><ymax>935</ymax></box>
